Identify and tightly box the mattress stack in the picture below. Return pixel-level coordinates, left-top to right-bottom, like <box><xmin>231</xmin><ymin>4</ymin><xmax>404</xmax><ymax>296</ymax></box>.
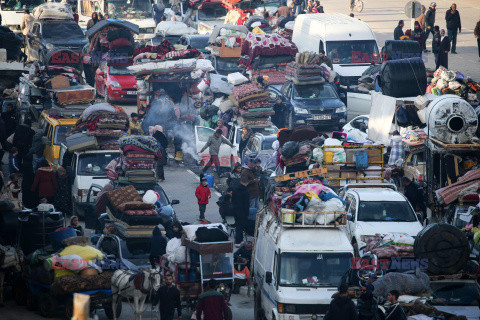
<box><xmin>106</xmin><ymin>185</ymin><xmax>162</xmax><ymax>226</ymax></box>
<box><xmin>230</xmin><ymin>82</ymin><xmax>274</xmax><ymax>128</ymax></box>
<box><xmin>118</xmin><ymin>135</ymin><xmax>162</xmax><ymax>184</ymax></box>
<box><xmin>67</xmin><ymin>103</ymin><xmax>130</xmax><ymax>151</ymax></box>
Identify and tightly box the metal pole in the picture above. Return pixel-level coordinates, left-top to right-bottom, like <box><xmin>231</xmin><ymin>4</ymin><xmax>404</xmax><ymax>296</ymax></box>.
<box><xmin>411</xmin><ymin>2</ymin><xmax>416</xmax><ymax>31</ymax></box>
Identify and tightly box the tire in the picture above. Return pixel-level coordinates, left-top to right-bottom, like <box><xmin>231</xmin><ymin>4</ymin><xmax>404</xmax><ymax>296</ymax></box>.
<box><xmin>64</xmin><ymin>297</ymin><xmax>73</xmax><ymax>320</ymax></box>
<box><xmin>254</xmin><ymin>287</ymin><xmax>265</xmax><ymax>320</ymax></box>
<box><xmin>103</xmin><ymin>299</ymin><xmax>122</xmax><ymax>319</ymax></box>
<box><xmin>38</xmin><ymin>293</ymin><xmax>58</xmax><ymax>318</ymax></box>
<box><xmin>355</xmin><ymin>0</ymin><xmax>364</xmax><ymax>12</ymax></box>
<box><xmin>105</xmin><ymin>87</ymin><xmax>110</xmax><ymax>103</ymax></box>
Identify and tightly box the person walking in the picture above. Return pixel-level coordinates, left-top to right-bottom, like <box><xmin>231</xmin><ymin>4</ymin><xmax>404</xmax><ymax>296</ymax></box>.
<box><xmin>357</xmin><ymin>284</ymin><xmax>378</xmax><ymax>320</ymax></box>
<box><xmin>445</xmin><ymin>3</ymin><xmax>461</xmax><ymax>54</ymax></box>
<box><xmin>436</xmin><ymin>29</ymin><xmax>450</xmax><ymax>69</ymax></box>
<box><xmin>31</xmin><ymin>159</ymin><xmax>58</xmax><ymax>204</ymax></box>
<box><xmin>294</xmin><ymin>0</ymin><xmax>302</xmax><ymax>15</ymax></box>
<box><xmin>196</xmin><ymin>279</ymin><xmax>230</xmax><ymax>320</ymax></box>
<box><xmin>87</xmin><ymin>12</ymin><xmax>99</xmax><ymax>29</ymax></box>
<box><xmin>153</xmin><ymin>0</ymin><xmax>165</xmax><ymax>25</ymax></box>
<box><xmin>425</xmin><ymin>2</ymin><xmax>436</xmax><ymax>39</ymax></box>
<box><xmin>432</xmin><ymin>26</ymin><xmax>441</xmax><ymax>65</ymax></box>
<box><xmin>384</xmin><ymin>290</ymin><xmax>407</xmax><ymax>320</ymax></box>
<box><xmin>239</xmin><ymin>126</ymin><xmax>252</xmax><ymax>156</ymax></box>
<box><xmin>151</xmin><ymin>125</ymin><xmax>168</xmax><ymax>181</ymax></box>
<box><xmin>195</xmin><ymin>175</ymin><xmax>211</xmax><ymax>220</ymax></box>
<box><xmin>401</xmin><ymin>176</ymin><xmax>426</xmax><ymax>221</ymax></box>
<box><xmin>199</xmin><ymin>129</ymin><xmax>235</xmax><ymax>174</ymax></box>
<box><xmin>152</xmin><ymin>274</ymin><xmax>181</xmax><ymax>320</ymax></box>
<box><xmin>20</xmin><ymin>10</ymin><xmax>34</xmax><ymax>47</ymax></box>
<box><xmin>232</xmin><ymin>176</ymin><xmax>250</xmax><ymax>245</ymax></box>
<box><xmin>475</xmin><ymin>19</ymin><xmax>480</xmax><ymax>61</ymax></box>
<box><xmin>324</xmin><ymin>284</ymin><xmax>358</xmax><ymax>320</ymax></box>
<box><xmin>394</xmin><ymin>20</ymin><xmax>404</xmax><ymax>40</ymax></box>
<box><xmin>241</xmin><ymin>155</ymin><xmax>261</xmax><ymax>209</ymax></box>
<box><xmin>388</xmin><ymin>131</ymin><xmax>404</xmax><ymax>166</ymax></box>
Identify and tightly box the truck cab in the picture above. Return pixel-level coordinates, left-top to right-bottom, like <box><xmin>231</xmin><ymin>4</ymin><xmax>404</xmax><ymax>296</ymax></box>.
<box><xmin>60</xmin><ymin>144</ymin><xmax>120</xmax><ymax>218</ymax></box>
<box><xmin>39</xmin><ymin>111</ymin><xmax>77</xmax><ymax>167</ymax></box>
<box><xmin>254</xmin><ymin>209</ymin><xmax>354</xmax><ymax>320</ymax></box>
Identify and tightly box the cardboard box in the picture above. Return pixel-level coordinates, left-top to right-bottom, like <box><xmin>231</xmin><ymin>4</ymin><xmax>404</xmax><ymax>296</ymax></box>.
<box><xmin>211</xmin><ymin>39</ymin><xmax>243</xmax><ymax>58</ymax></box>
<box><xmin>366</xmin><ymin>148</ymin><xmax>382</xmax><ymax>163</ymax></box>
<box><xmin>341</xmin><ymin>171</ymin><xmax>357</xmax><ymax>179</ymax></box>
<box><xmin>47</xmin><ymin>75</ymin><xmax>70</xmax><ymax>89</ymax></box>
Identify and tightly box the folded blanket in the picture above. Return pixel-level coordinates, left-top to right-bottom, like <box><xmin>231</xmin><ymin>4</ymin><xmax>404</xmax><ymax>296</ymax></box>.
<box><xmin>124</xmin><ymin>209</ymin><xmax>158</xmax><ymax>216</ymax></box>
<box><xmin>241</xmin><ymin>32</ymin><xmax>298</xmax><ymax>60</ymax></box>
<box><xmin>231</xmin><ymin>83</ymin><xmax>264</xmax><ymax>101</ymax></box>
<box><xmin>123</xmin><ymin>145</ymin><xmax>161</xmax><ymax>158</ymax></box>
<box><xmin>119</xmin><ymin>135</ymin><xmax>161</xmax><ymax>154</ymax></box>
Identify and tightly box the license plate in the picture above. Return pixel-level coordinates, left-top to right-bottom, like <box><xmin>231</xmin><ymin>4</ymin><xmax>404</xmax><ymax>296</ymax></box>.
<box><xmin>126</xmin><ymin>91</ymin><xmax>136</xmax><ymax>95</ymax></box>
<box><xmin>313</xmin><ymin>115</ymin><xmax>331</xmax><ymax>120</ymax></box>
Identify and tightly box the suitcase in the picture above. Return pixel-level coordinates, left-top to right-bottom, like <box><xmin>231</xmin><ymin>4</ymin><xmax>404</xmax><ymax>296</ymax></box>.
<box><xmin>66</xmin><ymin>133</ymin><xmax>97</xmax><ymax>152</ymax></box>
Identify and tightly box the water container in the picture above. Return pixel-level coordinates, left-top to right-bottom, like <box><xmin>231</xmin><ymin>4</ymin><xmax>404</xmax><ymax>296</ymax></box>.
<box><xmin>49</xmin><ymin>227</ymin><xmax>77</xmax><ymax>251</ymax></box>
<box><xmin>19</xmin><ymin>211</ymin><xmax>65</xmax><ymax>254</ymax></box>
<box><xmin>205</xmin><ymin>173</ymin><xmax>214</xmax><ymax>188</ymax></box>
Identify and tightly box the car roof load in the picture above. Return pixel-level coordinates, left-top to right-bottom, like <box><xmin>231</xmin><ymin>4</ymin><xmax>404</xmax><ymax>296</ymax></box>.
<box><xmin>85</xmin><ymin>18</ymin><xmax>140</xmax><ymax>40</ymax></box>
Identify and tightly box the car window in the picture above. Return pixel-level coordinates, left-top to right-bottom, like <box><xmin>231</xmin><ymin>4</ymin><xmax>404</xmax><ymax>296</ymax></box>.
<box><xmin>31</xmin><ymin>24</ymin><xmax>40</xmax><ymax>35</ymax></box>
<box><xmin>54</xmin><ymin>125</ymin><xmax>74</xmax><ymax>145</ymax></box>
<box><xmin>236</xmin><ymin>128</ymin><xmax>242</xmax><ymax>145</ymax></box>
<box><xmin>326</xmin><ymin>40</ymin><xmax>379</xmax><ymax>64</ymax></box>
<box><xmin>46</xmin><ymin>124</ymin><xmax>53</xmax><ymax>142</ymax></box>
<box><xmin>252</xmin><ymin>138</ymin><xmax>260</xmax><ymax>152</ymax></box>
<box><xmin>415</xmin><ymin>152</ymin><xmax>426</xmax><ymax>164</ymax></box>
<box><xmin>262</xmin><ymin>138</ymin><xmax>274</xmax><ymax>151</ymax></box>
<box><xmin>109</xmin><ymin>65</ymin><xmax>131</xmax><ymax>75</ymax></box>
<box><xmin>42</xmin><ymin>22</ymin><xmax>85</xmax><ymax>40</ymax></box>
<box><xmin>348</xmin><ymin>197</ymin><xmax>357</xmax><ymax>215</ymax></box>
<box><xmin>269</xmin><ymin>89</ymin><xmax>279</xmax><ymax>101</ymax></box>
<box><xmin>293</xmin><ymin>85</ymin><xmax>337</xmax><ymax>100</ymax></box>
<box><xmin>77</xmin><ymin>153</ymin><xmax>120</xmax><ymax>176</ymax></box>
<box><xmin>197</xmin><ymin>126</ymin><xmax>214</xmax><ymax>142</ymax></box>
<box><xmin>357</xmin><ymin>201</ymin><xmax>417</xmax><ymax>222</ymax></box>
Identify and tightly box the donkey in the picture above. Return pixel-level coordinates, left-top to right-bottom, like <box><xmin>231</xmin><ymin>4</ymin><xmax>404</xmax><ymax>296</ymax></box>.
<box><xmin>0</xmin><ymin>245</ymin><xmax>24</xmax><ymax>307</ymax></box>
<box><xmin>111</xmin><ymin>268</ymin><xmax>161</xmax><ymax>320</ymax></box>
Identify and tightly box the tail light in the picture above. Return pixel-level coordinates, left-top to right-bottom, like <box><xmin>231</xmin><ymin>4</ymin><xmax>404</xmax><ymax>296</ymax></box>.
<box><xmin>418</xmin><ymin>175</ymin><xmax>423</xmax><ymax>181</ymax></box>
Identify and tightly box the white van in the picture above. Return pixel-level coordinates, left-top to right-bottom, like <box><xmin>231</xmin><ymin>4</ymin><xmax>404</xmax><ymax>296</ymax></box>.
<box><xmin>254</xmin><ymin>209</ymin><xmax>354</xmax><ymax>320</ymax></box>
<box><xmin>292</xmin><ymin>13</ymin><xmax>379</xmax><ymax>90</ymax></box>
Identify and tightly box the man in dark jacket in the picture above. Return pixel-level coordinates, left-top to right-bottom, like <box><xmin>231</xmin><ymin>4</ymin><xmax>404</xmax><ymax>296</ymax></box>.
<box><xmin>149</xmin><ymin>226</ymin><xmax>168</xmax><ymax>268</ymax></box>
<box><xmin>425</xmin><ymin>2</ymin><xmax>436</xmax><ymax>39</ymax></box>
<box><xmin>319</xmin><ymin>49</ymin><xmax>333</xmax><ymax>69</ymax></box>
<box><xmin>357</xmin><ymin>284</ymin><xmax>378</xmax><ymax>320</ymax></box>
<box><xmin>394</xmin><ymin>20</ymin><xmax>404</xmax><ymax>40</ymax></box>
<box><xmin>232</xmin><ymin>176</ymin><xmax>250</xmax><ymax>244</ymax></box>
<box><xmin>152</xmin><ymin>274</ymin><xmax>181</xmax><ymax>320</ymax></box>
<box><xmin>385</xmin><ymin>290</ymin><xmax>407</xmax><ymax>320</ymax></box>
<box><xmin>324</xmin><ymin>284</ymin><xmax>358</xmax><ymax>320</ymax></box>
<box><xmin>196</xmin><ymin>279</ymin><xmax>230</xmax><ymax>320</ymax></box>
<box><xmin>445</xmin><ymin>3</ymin><xmax>461</xmax><ymax>53</ymax></box>
<box><xmin>241</xmin><ymin>155</ymin><xmax>261</xmax><ymax>209</ymax></box>
<box><xmin>13</xmin><ymin>118</ymin><xmax>35</xmax><ymax>170</ymax></box>
<box><xmin>87</xmin><ymin>12</ymin><xmax>99</xmax><ymax>29</ymax></box>
<box><xmin>2</xmin><ymin>103</ymin><xmax>17</xmax><ymax>138</ymax></box>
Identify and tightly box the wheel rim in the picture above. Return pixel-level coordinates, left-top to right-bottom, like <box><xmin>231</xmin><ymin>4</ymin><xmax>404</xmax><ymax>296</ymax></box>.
<box><xmin>356</xmin><ymin>1</ymin><xmax>363</xmax><ymax>12</ymax></box>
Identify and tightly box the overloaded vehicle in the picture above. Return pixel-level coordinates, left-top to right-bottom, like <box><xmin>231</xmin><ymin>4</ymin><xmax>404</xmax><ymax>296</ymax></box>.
<box><xmin>94</xmin><ymin>61</ymin><xmax>137</xmax><ymax>103</ymax></box>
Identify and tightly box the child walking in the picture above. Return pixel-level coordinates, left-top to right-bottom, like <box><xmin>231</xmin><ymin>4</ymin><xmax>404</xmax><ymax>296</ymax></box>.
<box><xmin>9</xmin><ymin>147</ymin><xmax>19</xmax><ymax>174</ymax></box>
<box><xmin>195</xmin><ymin>175</ymin><xmax>211</xmax><ymax>220</ymax></box>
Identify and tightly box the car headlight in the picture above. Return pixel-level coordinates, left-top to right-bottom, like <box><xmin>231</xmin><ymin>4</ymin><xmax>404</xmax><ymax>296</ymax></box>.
<box><xmin>110</xmin><ymin>81</ymin><xmax>121</xmax><ymax>88</ymax></box>
<box><xmin>336</xmin><ymin>106</ymin><xmax>347</xmax><ymax>113</ymax></box>
<box><xmin>360</xmin><ymin>235</ymin><xmax>375</xmax><ymax>243</ymax></box>
<box><xmin>294</xmin><ymin>106</ymin><xmax>308</xmax><ymax>114</ymax></box>
<box><xmin>46</xmin><ymin>43</ymin><xmax>55</xmax><ymax>50</ymax></box>
<box><xmin>140</xmin><ymin>27</ymin><xmax>155</xmax><ymax>34</ymax></box>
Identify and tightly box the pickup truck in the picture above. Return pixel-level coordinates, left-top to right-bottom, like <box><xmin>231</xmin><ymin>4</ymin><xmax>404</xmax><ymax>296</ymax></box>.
<box><xmin>60</xmin><ymin>144</ymin><xmax>120</xmax><ymax>218</ymax></box>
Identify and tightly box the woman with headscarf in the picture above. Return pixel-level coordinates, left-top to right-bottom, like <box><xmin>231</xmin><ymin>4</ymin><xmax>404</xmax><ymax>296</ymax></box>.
<box><xmin>413</xmin><ymin>21</ymin><xmax>426</xmax><ymax>52</ymax></box>
<box><xmin>87</xmin><ymin>12</ymin><xmax>99</xmax><ymax>29</ymax></box>
<box><xmin>150</xmin><ymin>125</ymin><xmax>168</xmax><ymax>181</ymax></box>
<box><xmin>239</xmin><ymin>126</ymin><xmax>252</xmax><ymax>156</ymax></box>
<box><xmin>227</xmin><ymin>163</ymin><xmax>242</xmax><ymax>189</ymax></box>
<box><xmin>54</xmin><ymin>166</ymin><xmax>71</xmax><ymax>214</ymax></box>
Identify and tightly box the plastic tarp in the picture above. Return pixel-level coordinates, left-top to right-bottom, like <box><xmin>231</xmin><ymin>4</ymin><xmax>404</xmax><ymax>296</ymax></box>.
<box><xmin>32</xmin><ymin>3</ymin><xmax>73</xmax><ymax>21</ymax></box>
<box><xmin>210</xmin><ymin>73</ymin><xmax>233</xmax><ymax>95</ymax></box>
<box><xmin>155</xmin><ymin>21</ymin><xmax>196</xmax><ymax>36</ymax></box>
<box><xmin>85</xmin><ymin>18</ymin><xmax>140</xmax><ymax>40</ymax></box>
<box><xmin>367</xmin><ymin>92</ymin><xmax>397</xmax><ymax>145</ymax></box>
<box><xmin>208</xmin><ymin>24</ymin><xmax>249</xmax><ymax>45</ymax></box>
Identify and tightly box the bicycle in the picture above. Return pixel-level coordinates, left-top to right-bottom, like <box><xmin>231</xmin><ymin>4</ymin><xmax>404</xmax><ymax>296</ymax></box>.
<box><xmin>350</xmin><ymin>0</ymin><xmax>364</xmax><ymax>13</ymax></box>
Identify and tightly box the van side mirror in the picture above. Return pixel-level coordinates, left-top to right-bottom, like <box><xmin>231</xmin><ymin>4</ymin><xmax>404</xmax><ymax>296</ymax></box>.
<box><xmin>171</xmin><ymin>199</ymin><xmax>180</xmax><ymax>205</ymax></box>
<box><xmin>265</xmin><ymin>271</ymin><xmax>273</xmax><ymax>284</ymax></box>
<box><xmin>347</xmin><ymin>213</ymin><xmax>354</xmax><ymax>221</ymax></box>
<box><xmin>42</xmin><ymin>136</ymin><xmax>51</xmax><ymax>145</ymax></box>
<box><xmin>340</xmin><ymin>93</ymin><xmax>346</xmax><ymax>99</ymax></box>
<box><xmin>416</xmin><ymin>213</ymin><xmax>424</xmax><ymax>223</ymax></box>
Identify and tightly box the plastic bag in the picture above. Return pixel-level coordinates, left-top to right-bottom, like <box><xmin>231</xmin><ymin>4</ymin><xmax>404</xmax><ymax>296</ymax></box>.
<box><xmin>196</xmin><ymin>59</ymin><xmax>215</xmax><ymax>72</ymax></box>
<box><xmin>448</xmin><ymin>81</ymin><xmax>461</xmax><ymax>90</ymax></box>
<box><xmin>227</xmin><ymin>72</ymin><xmax>248</xmax><ymax>86</ymax></box>
<box><xmin>281</xmin><ymin>141</ymin><xmax>300</xmax><ymax>159</ymax></box>
<box><xmin>436</xmin><ymin>78</ymin><xmax>447</xmax><ymax>90</ymax></box>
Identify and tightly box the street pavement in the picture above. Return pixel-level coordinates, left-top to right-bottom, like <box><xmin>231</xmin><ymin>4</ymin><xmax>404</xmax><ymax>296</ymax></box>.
<box><xmin>322</xmin><ymin>0</ymin><xmax>480</xmax><ymax>79</ymax></box>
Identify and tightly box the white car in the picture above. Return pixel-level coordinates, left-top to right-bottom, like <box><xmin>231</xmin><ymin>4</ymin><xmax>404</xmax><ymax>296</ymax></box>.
<box><xmin>342</xmin><ymin>184</ymin><xmax>423</xmax><ymax>255</ymax></box>
<box><xmin>342</xmin><ymin>115</ymin><xmax>369</xmax><ymax>133</ymax></box>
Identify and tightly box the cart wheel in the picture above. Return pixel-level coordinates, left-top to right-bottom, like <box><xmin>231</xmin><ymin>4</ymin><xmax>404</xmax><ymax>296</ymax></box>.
<box><xmin>64</xmin><ymin>296</ymin><xmax>73</xmax><ymax>320</ymax></box>
<box><xmin>26</xmin><ymin>290</ymin><xmax>37</xmax><ymax>311</ymax></box>
<box><xmin>103</xmin><ymin>299</ymin><xmax>122</xmax><ymax>319</ymax></box>
<box><xmin>38</xmin><ymin>293</ymin><xmax>58</xmax><ymax>318</ymax></box>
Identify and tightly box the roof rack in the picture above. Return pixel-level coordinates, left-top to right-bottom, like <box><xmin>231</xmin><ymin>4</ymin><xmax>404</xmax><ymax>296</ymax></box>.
<box><xmin>278</xmin><ymin>209</ymin><xmax>347</xmax><ymax>228</ymax></box>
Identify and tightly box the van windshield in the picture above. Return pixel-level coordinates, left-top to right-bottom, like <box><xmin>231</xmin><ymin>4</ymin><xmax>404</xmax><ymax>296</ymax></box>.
<box><xmin>279</xmin><ymin>252</ymin><xmax>352</xmax><ymax>287</ymax></box>
<box><xmin>77</xmin><ymin>152</ymin><xmax>120</xmax><ymax>176</ymax></box>
<box><xmin>293</xmin><ymin>84</ymin><xmax>337</xmax><ymax>100</ymax></box>
<box><xmin>2</xmin><ymin>0</ymin><xmax>43</xmax><ymax>11</ymax></box>
<box><xmin>357</xmin><ymin>201</ymin><xmax>418</xmax><ymax>222</ymax></box>
<box><xmin>326</xmin><ymin>40</ymin><xmax>379</xmax><ymax>64</ymax></box>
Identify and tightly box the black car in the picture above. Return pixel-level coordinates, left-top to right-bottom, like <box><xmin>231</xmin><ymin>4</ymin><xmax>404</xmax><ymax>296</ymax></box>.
<box><xmin>26</xmin><ymin>19</ymin><xmax>88</xmax><ymax>64</ymax></box>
